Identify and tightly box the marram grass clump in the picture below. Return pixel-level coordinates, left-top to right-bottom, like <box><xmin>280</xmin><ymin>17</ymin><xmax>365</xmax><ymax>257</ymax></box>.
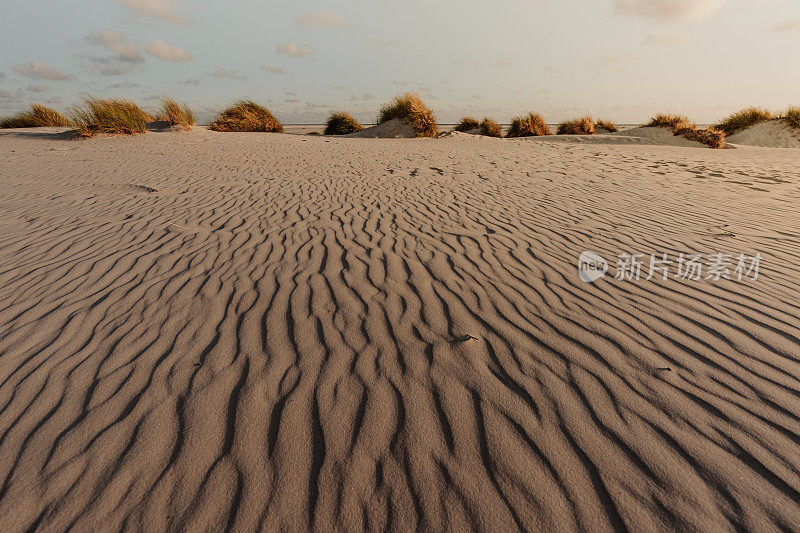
<box><xmin>714</xmin><ymin>107</ymin><xmax>773</xmax><ymax>136</ymax></box>
<box><xmin>454</xmin><ymin>117</ymin><xmax>480</xmax><ymax>132</ymax></box>
<box><xmin>0</xmin><ymin>104</ymin><xmax>70</xmax><ymax>128</ymax></box>
<box><xmin>557</xmin><ymin>116</ymin><xmax>595</xmax><ymax>135</ymax></box>
<box><xmin>70</xmin><ymin>97</ymin><xmax>152</xmax><ymax>137</ymax></box>
<box><xmin>783</xmin><ymin>107</ymin><xmax>800</xmax><ymax>129</ymax></box>
<box><xmin>506</xmin><ymin>112</ymin><xmax>551</xmax><ymax>137</ymax></box>
<box><xmin>157</xmin><ymin>97</ymin><xmax>195</xmax><ymax>129</ymax></box>
<box><xmin>480</xmin><ymin>118</ymin><xmax>502</xmax><ymax>137</ymax></box>
<box><xmin>324</xmin><ymin>112</ymin><xmax>363</xmax><ymax>135</ymax></box>
<box><xmin>645</xmin><ymin>114</ymin><xmax>694</xmax><ymax>130</ymax></box>
<box><xmin>596</xmin><ymin>120</ymin><xmax>618</xmax><ymax>133</ymax></box>
<box><xmin>209</xmin><ymin>100</ymin><xmax>283</xmax><ymax>132</ymax></box>
<box><xmin>378</xmin><ymin>92</ymin><xmax>437</xmax><ymax>137</ymax></box>
<box><xmin>645</xmin><ymin>113</ymin><xmax>725</xmax><ymax>149</ymax></box>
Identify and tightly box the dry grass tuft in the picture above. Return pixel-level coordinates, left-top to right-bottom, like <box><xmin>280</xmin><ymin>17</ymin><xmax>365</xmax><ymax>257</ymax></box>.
<box><xmin>557</xmin><ymin>116</ymin><xmax>595</xmax><ymax>135</ymax></box>
<box><xmin>0</xmin><ymin>104</ymin><xmax>70</xmax><ymax>128</ymax></box>
<box><xmin>157</xmin><ymin>97</ymin><xmax>195</xmax><ymax>129</ymax></box>
<box><xmin>596</xmin><ymin>120</ymin><xmax>618</xmax><ymax>133</ymax></box>
<box><xmin>454</xmin><ymin>117</ymin><xmax>480</xmax><ymax>132</ymax></box>
<box><xmin>378</xmin><ymin>93</ymin><xmax>437</xmax><ymax>138</ymax></box>
<box><xmin>675</xmin><ymin>126</ymin><xmax>726</xmax><ymax>149</ymax></box>
<box><xmin>645</xmin><ymin>114</ymin><xmax>694</xmax><ymax>130</ymax></box>
<box><xmin>208</xmin><ymin>100</ymin><xmax>283</xmax><ymax>132</ymax></box>
<box><xmin>324</xmin><ymin>112</ymin><xmax>363</xmax><ymax>135</ymax></box>
<box><xmin>480</xmin><ymin>118</ymin><xmax>502</xmax><ymax>138</ymax></box>
<box><xmin>784</xmin><ymin>107</ymin><xmax>800</xmax><ymax>129</ymax></box>
<box><xmin>506</xmin><ymin>112</ymin><xmax>551</xmax><ymax>137</ymax></box>
<box><xmin>714</xmin><ymin>107</ymin><xmax>773</xmax><ymax>136</ymax></box>
<box><xmin>70</xmin><ymin>97</ymin><xmax>151</xmax><ymax>137</ymax></box>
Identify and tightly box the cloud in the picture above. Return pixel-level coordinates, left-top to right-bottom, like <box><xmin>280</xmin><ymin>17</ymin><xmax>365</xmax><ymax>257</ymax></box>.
<box><xmin>544</xmin><ymin>65</ymin><xmax>559</xmax><ymax>73</ymax></box>
<box><xmin>145</xmin><ymin>40</ymin><xmax>193</xmax><ymax>62</ymax></box>
<box><xmin>641</xmin><ymin>33</ymin><xmax>692</xmax><ymax>46</ymax></box>
<box><xmin>277</xmin><ymin>43</ymin><xmax>313</xmax><ymax>57</ymax></box>
<box><xmin>350</xmin><ymin>93</ymin><xmax>375</xmax><ymax>101</ymax></box>
<box><xmin>775</xmin><ymin>18</ymin><xmax>800</xmax><ymax>32</ymax></box>
<box><xmin>213</xmin><ymin>68</ymin><xmax>246</xmax><ymax>79</ymax></box>
<box><xmin>392</xmin><ymin>80</ymin><xmax>407</xmax><ymax>86</ymax></box>
<box><xmin>490</xmin><ymin>60</ymin><xmax>511</xmax><ymax>67</ymax></box>
<box><xmin>115</xmin><ymin>0</ymin><xmax>192</xmax><ymax>25</ymax></box>
<box><xmin>285</xmin><ymin>98</ymin><xmax>301</xmax><ymax>103</ymax></box>
<box><xmin>0</xmin><ymin>89</ymin><xmax>21</xmax><ymax>99</ymax></box>
<box><xmin>368</xmin><ymin>38</ymin><xmax>399</xmax><ymax>49</ymax></box>
<box><xmin>179</xmin><ymin>78</ymin><xmax>200</xmax><ymax>85</ymax></box>
<box><xmin>262</xmin><ymin>65</ymin><xmax>286</xmax><ymax>74</ymax></box>
<box><xmin>26</xmin><ymin>84</ymin><xmax>48</xmax><ymax>93</ymax></box>
<box><xmin>12</xmin><ymin>62</ymin><xmax>72</xmax><ymax>81</ymax></box>
<box><xmin>294</xmin><ymin>11</ymin><xmax>352</xmax><ymax>28</ymax></box>
<box><xmin>613</xmin><ymin>0</ymin><xmax>727</xmax><ymax>22</ymax></box>
<box><xmin>86</xmin><ymin>30</ymin><xmax>142</xmax><ymax>63</ymax></box>
<box><xmin>91</xmin><ymin>64</ymin><xmax>133</xmax><ymax>76</ymax></box>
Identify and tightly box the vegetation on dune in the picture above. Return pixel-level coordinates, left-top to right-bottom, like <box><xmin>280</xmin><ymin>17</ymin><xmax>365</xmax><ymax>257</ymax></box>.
<box><xmin>454</xmin><ymin>117</ymin><xmax>480</xmax><ymax>132</ymax></box>
<box><xmin>557</xmin><ymin>116</ymin><xmax>595</xmax><ymax>135</ymax></box>
<box><xmin>0</xmin><ymin>104</ymin><xmax>70</xmax><ymax>128</ymax></box>
<box><xmin>714</xmin><ymin>107</ymin><xmax>773</xmax><ymax>136</ymax></box>
<box><xmin>70</xmin><ymin>97</ymin><xmax>151</xmax><ymax>137</ymax></box>
<box><xmin>675</xmin><ymin>126</ymin><xmax>726</xmax><ymax>149</ymax></box>
<box><xmin>506</xmin><ymin>112</ymin><xmax>551</xmax><ymax>137</ymax></box>
<box><xmin>645</xmin><ymin>114</ymin><xmax>695</xmax><ymax>130</ymax></box>
<box><xmin>378</xmin><ymin>92</ymin><xmax>437</xmax><ymax>138</ymax></box>
<box><xmin>157</xmin><ymin>97</ymin><xmax>195</xmax><ymax>129</ymax></box>
<box><xmin>208</xmin><ymin>100</ymin><xmax>283</xmax><ymax>132</ymax></box>
<box><xmin>324</xmin><ymin>111</ymin><xmax>363</xmax><ymax>135</ymax></box>
<box><xmin>596</xmin><ymin>119</ymin><xmax>618</xmax><ymax>133</ymax></box>
<box><xmin>784</xmin><ymin>107</ymin><xmax>800</xmax><ymax>129</ymax></box>
<box><xmin>480</xmin><ymin>118</ymin><xmax>502</xmax><ymax>137</ymax></box>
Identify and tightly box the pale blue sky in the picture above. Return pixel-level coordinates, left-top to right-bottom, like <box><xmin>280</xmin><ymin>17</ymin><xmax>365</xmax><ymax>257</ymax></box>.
<box><xmin>1</xmin><ymin>0</ymin><xmax>799</xmax><ymax>123</ymax></box>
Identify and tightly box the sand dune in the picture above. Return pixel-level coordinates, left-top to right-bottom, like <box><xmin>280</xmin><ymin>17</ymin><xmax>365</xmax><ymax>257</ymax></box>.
<box><xmin>727</xmin><ymin>120</ymin><xmax>800</xmax><ymax>148</ymax></box>
<box><xmin>0</xmin><ymin>128</ymin><xmax>799</xmax><ymax>531</ymax></box>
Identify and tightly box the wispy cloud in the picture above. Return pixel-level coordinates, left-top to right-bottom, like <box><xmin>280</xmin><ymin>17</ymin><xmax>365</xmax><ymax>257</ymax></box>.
<box><xmin>775</xmin><ymin>18</ymin><xmax>800</xmax><ymax>32</ymax></box>
<box><xmin>0</xmin><ymin>89</ymin><xmax>22</xmax><ymax>99</ymax></box>
<box><xmin>277</xmin><ymin>43</ymin><xmax>313</xmax><ymax>57</ymax></box>
<box><xmin>490</xmin><ymin>60</ymin><xmax>511</xmax><ymax>67</ymax></box>
<box><xmin>26</xmin><ymin>84</ymin><xmax>48</xmax><ymax>93</ymax></box>
<box><xmin>213</xmin><ymin>68</ymin><xmax>246</xmax><ymax>80</ymax></box>
<box><xmin>613</xmin><ymin>0</ymin><xmax>727</xmax><ymax>22</ymax></box>
<box><xmin>115</xmin><ymin>0</ymin><xmax>192</xmax><ymax>25</ymax></box>
<box><xmin>179</xmin><ymin>78</ymin><xmax>200</xmax><ymax>85</ymax></box>
<box><xmin>294</xmin><ymin>11</ymin><xmax>352</xmax><ymax>28</ymax></box>
<box><xmin>262</xmin><ymin>66</ymin><xmax>286</xmax><ymax>74</ymax></box>
<box><xmin>12</xmin><ymin>62</ymin><xmax>72</xmax><ymax>81</ymax></box>
<box><xmin>145</xmin><ymin>40</ymin><xmax>193</xmax><ymax>62</ymax></box>
<box><xmin>86</xmin><ymin>30</ymin><xmax>142</xmax><ymax>63</ymax></box>
<box><xmin>368</xmin><ymin>38</ymin><xmax>399</xmax><ymax>50</ymax></box>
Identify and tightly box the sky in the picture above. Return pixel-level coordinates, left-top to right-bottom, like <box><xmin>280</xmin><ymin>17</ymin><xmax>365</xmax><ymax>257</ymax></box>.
<box><xmin>1</xmin><ymin>0</ymin><xmax>800</xmax><ymax>124</ymax></box>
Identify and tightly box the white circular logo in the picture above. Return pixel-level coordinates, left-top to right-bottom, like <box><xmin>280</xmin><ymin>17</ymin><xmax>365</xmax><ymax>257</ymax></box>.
<box><xmin>578</xmin><ymin>251</ymin><xmax>608</xmax><ymax>283</ymax></box>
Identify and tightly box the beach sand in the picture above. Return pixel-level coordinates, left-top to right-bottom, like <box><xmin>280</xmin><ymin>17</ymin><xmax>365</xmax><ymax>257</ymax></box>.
<box><xmin>0</xmin><ymin>127</ymin><xmax>799</xmax><ymax>531</ymax></box>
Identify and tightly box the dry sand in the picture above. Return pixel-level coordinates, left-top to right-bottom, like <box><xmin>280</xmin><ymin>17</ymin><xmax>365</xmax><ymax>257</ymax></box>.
<box><xmin>0</xmin><ymin>127</ymin><xmax>799</xmax><ymax>531</ymax></box>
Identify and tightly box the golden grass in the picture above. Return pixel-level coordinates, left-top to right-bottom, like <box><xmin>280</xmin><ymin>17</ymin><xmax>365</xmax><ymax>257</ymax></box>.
<box><xmin>714</xmin><ymin>107</ymin><xmax>773</xmax><ymax>136</ymax></box>
<box><xmin>157</xmin><ymin>97</ymin><xmax>195</xmax><ymax>129</ymax></box>
<box><xmin>480</xmin><ymin>118</ymin><xmax>502</xmax><ymax>138</ymax></box>
<box><xmin>454</xmin><ymin>117</ymin><xmax>480</xmax><ymax>132</ymax></box>
<box><xmin>596</xmin><ymin>120</ymin><xmax>618</xmax><ymax>133</ymax></box>
<box><xmin>0</xmin><ymin>104</ymin><xmax>70</xmax><ymax>128</ymax></box>
<box><xmin>784</xmin><ymin>107</ymin><xmax>800</xmax><ymax>129</ymax></box>
<box><xmin>378</xmin><ymin>92</ymin><xmax>437</xmax><ymax>138</ymax></box>
<box><xmin>324</xmin><ymin>112</ymin><xmax>363</xmax><ymax>135</ymax></box>
<box><xmin>557</xmin><ymin>116</ymin><xmax>595</xmax><ymax>135</ymax></box>
<box><xmin>675</xmin><ymin>126</ymin><xmax>726</xmax><ymax>149</ymax></box>
<box><xmin>209</xmin><ymin>100</ymin><xmax>283</xmax><ymax>132</ymax></box>
<box><xmin>70</xmin><ymin>97</ymin><xmax>152</xmax><ymax>137</ymax></box>
<box><xmin>506</xmin><ymin>112</ymin><xmax>551</xmax><ymax>137</ymax></box>
<box><xmin>645</xmin><ymin>114</ymin><xmax>694</xmax><ymax>130</ymax></box>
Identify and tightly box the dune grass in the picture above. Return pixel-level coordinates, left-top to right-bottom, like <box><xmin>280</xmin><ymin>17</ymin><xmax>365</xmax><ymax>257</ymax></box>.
<box><xmin>714</xmin><ymin>107</ymin><xmax>773</xmax><ymax>136</ymax></box>
<box><xmin>596</xmin><ymin>120</ymin><xmax>618</xmax><ymax>133</ymax></box>
<box><xmin>454</xmin><ymin>117</ymin><xmax>480</xmax><ymax>133</ymax></box>
<box><xmin>784</xmin><ymin>107</ymin><xmax>800</xmax><ymax>129</ymax></box>
<box><xmin>324</xmin><ymin>112</ymin><xmax>363</xmax><ymax>135</ymax></box>
<box><xmin>157</xmin><ymin>97</ymin><xmax>195</xmax><ymax>129</ymax></box>
<box><xmin>506</xmin><ymin>112</ymin><xmax>551</xmax><ymax>137</ymax></box>
<box><xmin>209</xmin><ymin>100</ymin><xmax>283</xmax><ymax>132</ymax></box>
<box><xmin>0</xmin><ymin>104</ymin><xmax>70</xmax><ymax>129</ymax></box>
<box><xmin>378</xmin><ymin>93</ymin><xmax>437</xmax><ymax>138</ymax></box>
<box><xmin>70</xmin><ymin>97</ymin><xmax>152</xmax><ymax>137</ymax></box>
<box><xmin>675</xmin><ymin>126</ymin><xmax>726</xmax><ymax>149</ymax></box>
<box><xmin>480</xmin><ymin>118</ymin><xmax>502</xmax><ymax>138</ymax></box>
<box><xmin>557</xmin><ymin>116</ymin><xmax>595</xmax><ymax>135</ymax></box>
<box><xmin>645</xmin><ymin>114</ymin><xmax>695</xmax><ymax>130</ymax></box>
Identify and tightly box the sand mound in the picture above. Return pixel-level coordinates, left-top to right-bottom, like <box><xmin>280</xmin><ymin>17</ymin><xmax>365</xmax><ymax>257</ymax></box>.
<box><xmin>726</xmin><ymin>119</ymin><xmax>800</xmax><ymax>147</ymax></box>
<box><xmin>614</xmin><ymin>126</ymin><xmax>715</xmax><ymax>147</ymax></box>
<box><xmin>0</xmin><ymin>131</ymin><xmax>799</xmax><ymax>531</ymax></box>
<box><xmin>349</xmin><ymin>118</ymin><xmax>417</xmax><ymax>138</ymax></box>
